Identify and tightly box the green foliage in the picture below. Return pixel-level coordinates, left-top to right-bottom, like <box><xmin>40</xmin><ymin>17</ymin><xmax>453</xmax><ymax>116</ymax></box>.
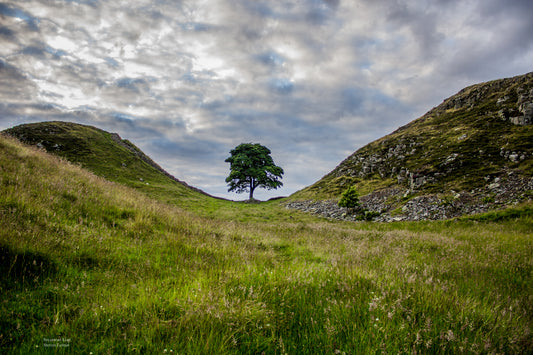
<box><xmin>338</xmin><ymin>186</ymin><xmax>360</xmax><ymax>209</ymax></box>
<box><xmin>461</xmin><ymin>203</ymin><xmax>533</xmax><ymax>222</ymax></box>
<box><xmin>225</xmin><ymin>143</ymin><xmax>284</xmax><ymax>200</ymax></box>
<box><xmin>1</xmin><ymin>132</ymin><xmax>533</xmax><ymax>354</ymax></box>
<box><xmin>338</xmin><ymin>187</ymin><xmax>381</xmax><ymax>220</ymax></box>
<box><xmin>482</xmin><ymin>195</ymin><xmax>496</xmax><ymax>204</ymax></box>
<box><xmin>357</xmin><ymin>210</ymin><xmax>381</xmax><ymax>221</ymax></box>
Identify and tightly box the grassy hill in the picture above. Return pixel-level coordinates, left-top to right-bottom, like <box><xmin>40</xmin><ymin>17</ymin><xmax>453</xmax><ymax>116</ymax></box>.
<box><xmin>2</xmin><ymin>121</ymin><xmax>306</xmax><ymax>221</ymax></box>
<box><xmin>3</xmin><ymin>121</ymin><xmax>215</xmax><ymax>204</ymax></box>
<box><xmin>290</xmin><ymin>72</ymin><xmax>533</xmax><ymax>221</ymax></box>
<box><xmin>1</xmin><ymin>128</ymin><xmax>532</xmax><ymax>353</ymax></box>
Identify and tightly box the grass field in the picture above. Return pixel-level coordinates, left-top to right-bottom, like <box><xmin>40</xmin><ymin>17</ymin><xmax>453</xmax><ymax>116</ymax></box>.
<box><xmin>1</xmin><ymin>134</ymin><xmax>532</xmax><ymax>354</ymax></box>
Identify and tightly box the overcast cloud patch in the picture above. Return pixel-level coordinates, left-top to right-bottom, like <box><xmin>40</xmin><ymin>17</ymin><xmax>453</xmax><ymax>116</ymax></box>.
<box><xmin>0</xmin><ymin>3</ymin><xmax>40</xmax><ymax>31</ymax></box>
<box><xmin>0</xmin><ymin>0</ymin><xmax>532</xmax><ymax>199</ymax></box>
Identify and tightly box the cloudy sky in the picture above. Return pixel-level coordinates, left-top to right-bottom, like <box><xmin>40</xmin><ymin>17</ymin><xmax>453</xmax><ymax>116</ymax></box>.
<box><xmin>1</xmin><ymin>0</ymin><xmax>532</xmax><ymax>200</ymax></box>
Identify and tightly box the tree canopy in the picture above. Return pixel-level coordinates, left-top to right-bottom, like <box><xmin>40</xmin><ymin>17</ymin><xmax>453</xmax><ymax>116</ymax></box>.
<box><xmin>225</xmin><ymin>143</ymin><xmax>284</xmax><ymax>200</ymax></box>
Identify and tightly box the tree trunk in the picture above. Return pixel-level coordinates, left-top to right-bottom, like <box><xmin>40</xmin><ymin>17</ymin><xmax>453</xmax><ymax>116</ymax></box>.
<box><xmin>249</xmin><ymin>178</ymin><xmax>256</xmax><ymax>200</ymax></box>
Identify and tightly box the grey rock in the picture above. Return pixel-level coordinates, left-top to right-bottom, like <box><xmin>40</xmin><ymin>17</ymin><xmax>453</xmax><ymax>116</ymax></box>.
<box><xmin>286</xmin><ymin>174</ymin><xmax>533</xmax><ymax>222</ymax></box>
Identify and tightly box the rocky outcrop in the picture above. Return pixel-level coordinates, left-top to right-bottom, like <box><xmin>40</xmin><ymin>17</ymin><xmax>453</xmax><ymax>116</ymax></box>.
<box><xmin>331</xmin><ymin>74</ymin><xmax>533</xmax><ymax>187</ymax></box>
<box><xmin>287</xmin><ymin>171</ymin><xmax>533</xmax><ymax>222</ymax></box>
<box><xmin>498</xmin><ymin>87</ymin><xmax>533</xmax><ymax>126</ymax></box>
<box><xmin>285</xmin><ymin>200</ymin><xmax>348</xmax><ymax>220</ymax></box>
<box><xmin>292</xmin><ymin>72</ymin><xmax>533</xmax><ymax>222</ymax></box>
<box><xmin>438</xmin><ymin>73</ymin><xmax>533</xmax><ymax>127</ymax></box>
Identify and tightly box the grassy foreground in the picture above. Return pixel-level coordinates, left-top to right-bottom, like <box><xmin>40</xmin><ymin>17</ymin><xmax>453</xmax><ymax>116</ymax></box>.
<box><xmin>1</xmin><ymin>135</ymin><xmax>532</xmax><ymax>354</ymax></box>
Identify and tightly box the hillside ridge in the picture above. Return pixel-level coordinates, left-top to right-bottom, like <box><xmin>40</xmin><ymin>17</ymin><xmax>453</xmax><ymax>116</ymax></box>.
<box><xmin>288</xmin><ymin>72</ymin><xmax>533</xmax><ymax>221</ymax></box>
<box><xmin>107</xmin><ymin>131</ymin><xmax>218</xmax><ymax>197</ymax></box>
<box><xmin>2</xmin><ymin>121</ymin><xmax>223</xmax><ymax>200</ymax></box>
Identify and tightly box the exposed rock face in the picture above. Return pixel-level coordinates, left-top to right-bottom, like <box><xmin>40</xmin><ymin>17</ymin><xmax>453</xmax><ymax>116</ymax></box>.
<box><xmin>328</xmin><ymin>73</ymin><xmax>533</xmax><ymax>189</ymax></box>
<box><xmin>498</xmin><ymin>87</ymin><xmax>533</xmax><ymax>126</ymax></box>
<box><xmin>289</xmin><ymin>72</ymin><xmax>533</xmax><ymax>221</ymax></box>
<box><xmin>285</xmin><ymin>200</ymin><xmax>348</xmax><ymax>220</ymax></box>
<box><xmin>286</xmin><ymin>172</ymin><xmax>533</xmax><ymax>221</ymax></box>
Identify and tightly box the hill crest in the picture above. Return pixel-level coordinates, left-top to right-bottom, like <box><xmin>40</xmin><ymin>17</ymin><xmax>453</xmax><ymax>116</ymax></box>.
<box><xmin>2</xmin><ymin>121</ymin><xmax>221</xmax><ymax>200</ymax></box>
<box><xmin>288</xmin><ymin>72</ymin><xmax>533</xmax><ymax>221</ymax></box>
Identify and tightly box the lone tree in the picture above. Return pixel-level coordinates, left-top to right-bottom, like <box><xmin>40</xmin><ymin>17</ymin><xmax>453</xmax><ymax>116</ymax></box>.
<box><xmin>338</xmin><ymin>186</ymin><xmax>361</xmax><ymax>212</ymax></box>
<box><xmin>225</xmin><ymin>143</ymin><xmax>284</xmax><ymax>200</ymax></box>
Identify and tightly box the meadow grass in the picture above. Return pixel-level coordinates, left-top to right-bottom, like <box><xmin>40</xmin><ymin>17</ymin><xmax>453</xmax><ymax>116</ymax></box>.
<box><xmin>1</xmin><ymin>135</ymin><xmax>532</xmax><ymax>354</ymax></box>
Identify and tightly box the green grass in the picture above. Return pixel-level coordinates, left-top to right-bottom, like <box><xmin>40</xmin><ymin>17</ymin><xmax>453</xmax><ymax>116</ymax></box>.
<box><xmin>1</xmin><ymin>134</ymin><xmax>532</xmax><ymax>354</ymax></box>
<box><xmin>3</xmin><ymin>121</ymin><xmax>205</xmax><ymax>202</ymax></box>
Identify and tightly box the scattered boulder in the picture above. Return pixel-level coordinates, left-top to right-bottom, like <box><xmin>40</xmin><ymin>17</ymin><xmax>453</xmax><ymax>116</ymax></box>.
<box><xmin>286</xmin><ymin>173</ymin><xmax>533</xmax><ymax>222</ymax></box>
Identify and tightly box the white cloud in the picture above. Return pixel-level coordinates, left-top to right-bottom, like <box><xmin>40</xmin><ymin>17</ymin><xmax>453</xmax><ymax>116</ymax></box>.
<box><xmin>1</xmin><ymin>0</ymin><xmax>532</xmax><ymax>199</ymax></box>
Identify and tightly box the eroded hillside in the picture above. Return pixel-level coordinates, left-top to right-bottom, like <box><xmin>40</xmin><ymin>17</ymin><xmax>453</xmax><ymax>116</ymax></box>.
<box><xmin>289</xmin><ymin>72</ymin><xmax>533</xmax><ymax>221</ymax></box>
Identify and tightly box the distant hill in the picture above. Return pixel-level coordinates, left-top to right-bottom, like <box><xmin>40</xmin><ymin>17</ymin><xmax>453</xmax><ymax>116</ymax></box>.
<box><xmin>2</xmin><ymin>121</ymin><xmax>218</xmax><ymax>201</ymax></box>
<box><xmin>289</xmin><ymin>72</ymin><xmax>533</xmax><ymax>221</ymax></box>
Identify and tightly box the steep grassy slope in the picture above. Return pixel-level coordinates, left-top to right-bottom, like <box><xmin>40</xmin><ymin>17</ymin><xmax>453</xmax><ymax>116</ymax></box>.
<box><xmin>3</xmin><ymin>121</ymin><xmax>211</xmax><ymax>203</ymax></box>
<box><xmin>291</xmin><ymin>72</ymin><xmax>533</xmax><ymax>220</ymax></box>
<box><xmin>1</xmin><ymin>121</ymin><xmax>309</xmax><ymax>221</ymax></box>
<box><xmin>1</xmin><ymin>133</ymin><xmax>532</xmax><ymax>353</ymax></box>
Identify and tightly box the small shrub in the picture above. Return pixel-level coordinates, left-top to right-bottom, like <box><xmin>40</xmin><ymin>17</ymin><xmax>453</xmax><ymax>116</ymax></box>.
<box><xmin>439</xmin><ymin>195</ymin><xmax>455</xmax><ymax>207</ymax></box>
<box><xmin>338</xmin><ymin>186</ymin><xmax>360</xmax><ymax>209</ymax></box>
<box><xmin>482</xmin><ymin>195</ymin><xmax>495</xmax><ymax>204</ymax></box>
<box><xmin>363</xmin><ymin>210</ymin><xmax>381</xmax><ymax>221</ymax></box>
